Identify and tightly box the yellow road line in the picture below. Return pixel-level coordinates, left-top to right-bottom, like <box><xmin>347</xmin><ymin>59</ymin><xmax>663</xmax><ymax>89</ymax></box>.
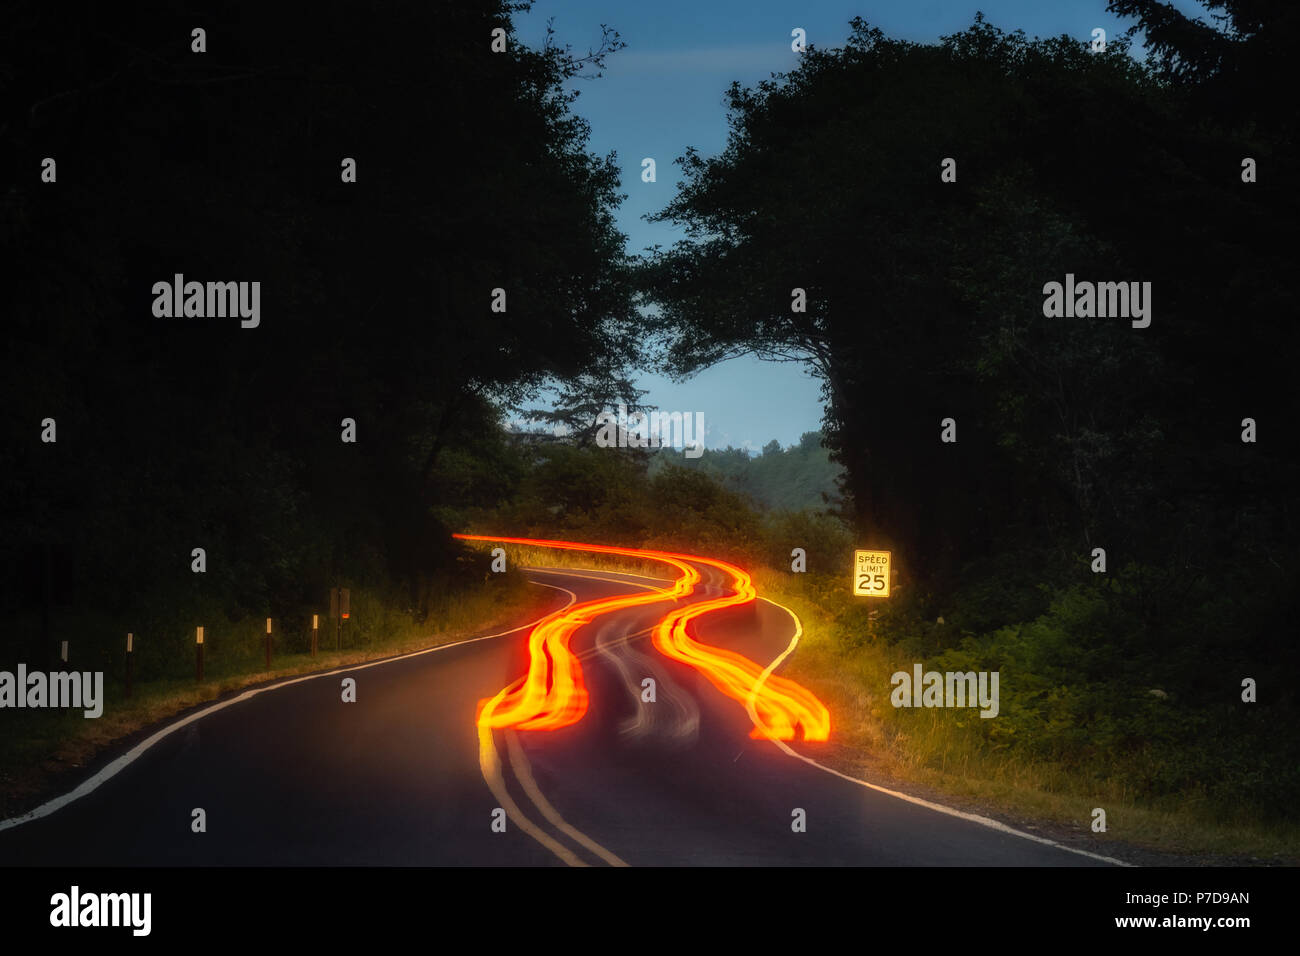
<box><xmin>505</xmin><ymin>730</ymin><xmax>628</xmax><ymax>867</ymax></box>
<box><xmin>478</xmin><ymin>712</ymin><xmax>587</xmax><ymax>867</ymax></box>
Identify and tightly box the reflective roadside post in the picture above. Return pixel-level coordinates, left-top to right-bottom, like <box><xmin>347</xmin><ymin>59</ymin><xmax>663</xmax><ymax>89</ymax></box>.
<box><xmin>340</xmin><ymin>589</ymin><xmax>350</xmax><ymax>651</ymax></box>
<box><xmin>330</xmin><ymin>588</ymin><xmax>340</xmax><ymax>652</ymax></box>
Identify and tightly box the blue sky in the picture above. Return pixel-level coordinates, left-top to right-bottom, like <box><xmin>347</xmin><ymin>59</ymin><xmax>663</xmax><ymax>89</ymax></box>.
<box><xmin>511</xmin><ymin>0</ymin><xmax>1209</xmax><ymax>452</ymax></box>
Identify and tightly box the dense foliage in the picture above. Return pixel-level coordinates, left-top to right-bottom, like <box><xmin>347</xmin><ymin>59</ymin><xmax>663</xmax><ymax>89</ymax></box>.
<box><xmin>637</xmin><ymin>3</ymin><xmax>1300</xmax><ymax>819</ymax></box>
<box><xmin>1</xmin><ymin>1</ymin><xmax>638</xmax><ymax>662</ymax></box>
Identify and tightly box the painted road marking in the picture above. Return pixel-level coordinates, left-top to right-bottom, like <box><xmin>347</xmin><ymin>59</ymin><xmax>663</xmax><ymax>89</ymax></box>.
<box><xmin>0</xmin><ymin>587</ymin><xmax>575</xmax><ymax>833</ymax></box>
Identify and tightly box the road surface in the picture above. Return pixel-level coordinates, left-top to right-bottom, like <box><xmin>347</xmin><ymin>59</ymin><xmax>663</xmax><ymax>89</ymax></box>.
<box><xmin>0</xmin><ymin>563</ymin><xmax>1115</xmax><ymax>866</ymax></box>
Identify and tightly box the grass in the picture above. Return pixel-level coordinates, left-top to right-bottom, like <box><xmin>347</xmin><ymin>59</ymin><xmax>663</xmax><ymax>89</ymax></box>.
<box><xmin>15</xmin><ymin>538</ymin><xmax>1294</xmax><ymax>864</ymax></box>
<box><xmin>0</xmin><ymin>570</ymin><xmax>554</xmax><ymax>819</ymax></box>
<box><xmin>491</xmin><ymin>542</ymin><xmax>677</xmax><ymax>583</ymax></box>
<box><xmin>754</xmin><ymin>567</ymin><xmax>1300</xmax><ymax>864</ymax></box>
<box><xmin>455</xmin><ymin>544</ymin><xmax>1300</xmax><ymax>861</ymax></box>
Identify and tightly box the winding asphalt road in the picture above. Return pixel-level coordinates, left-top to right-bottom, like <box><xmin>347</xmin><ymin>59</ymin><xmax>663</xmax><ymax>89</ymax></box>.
<box><xmin>0</xmin><ymin>564</ymin><xmax>1116</xmax><ymax>866</ymax></box>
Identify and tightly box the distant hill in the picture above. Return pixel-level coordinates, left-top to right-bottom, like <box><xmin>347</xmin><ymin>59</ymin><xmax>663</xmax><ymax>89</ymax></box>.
<box><xmin>647</xmin><ymin>431</ymin><xmax>843</xmax><ymax>513</ymax></box>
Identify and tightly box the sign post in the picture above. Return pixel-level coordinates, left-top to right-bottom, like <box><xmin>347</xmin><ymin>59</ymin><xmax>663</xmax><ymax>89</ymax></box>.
<box><xmin>330</xmin><ymin>588</ymin><xmax>339</xmax><ymax>652</ymax></box>
<box><xmin>196</xmin><ymin>626</ymin><xmax>205</xmax><ymax>682</ymax></box>
<box><xmin>265</xmin><ymin>618</ymin><xmax>273</xmax><ymax>668</ymax></box>
<box><xmin>126</xmin><ymin>633</ymin><xmax>134</xmax><ymax>699</ymax></box>
<box><xmin>339</xmin><ymin>588</ymin><xmax>350</xmax><ymax>651</ymax></box>
<box><xmin>330</xmin><ymin>588</ymin><xmax>350</xmax><ymax>652</ymax></box>
<box><xmin>311</xmin><ymin>614</ymin><xmax>319</xmax><ymax>658</ymax></box>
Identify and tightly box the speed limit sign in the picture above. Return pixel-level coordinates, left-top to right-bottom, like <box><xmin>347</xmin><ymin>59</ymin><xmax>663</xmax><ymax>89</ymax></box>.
<box><xmin>853</xmin><ymin>550</ymin><xmax>892</xmax><ymax>597</ymax></box>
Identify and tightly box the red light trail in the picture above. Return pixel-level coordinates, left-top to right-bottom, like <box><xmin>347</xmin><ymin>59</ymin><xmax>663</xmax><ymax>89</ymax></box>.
<box><xmin>454</xmin><ymin>535</ymin><xmax>830</xmax><ymax>741</ymax></box>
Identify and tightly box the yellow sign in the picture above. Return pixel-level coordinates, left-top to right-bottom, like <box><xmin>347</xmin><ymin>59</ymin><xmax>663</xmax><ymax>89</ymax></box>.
<box><xmin>853</xmin><ymin>550</ymin><xmax>892</xmax><ymax>597</ymax></box>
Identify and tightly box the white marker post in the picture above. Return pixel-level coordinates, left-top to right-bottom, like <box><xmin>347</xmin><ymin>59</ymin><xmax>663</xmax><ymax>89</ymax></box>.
<box><xmin>60</xmin><ymin>640</ymin><xmax>68</xmax><ymax>663</ymax></box>
<box><xmin>196</xmin><ymin>626</ymin><xmax>205</xmax><ymax>682</ymax></box>
<box><xmin>126</xmin><ymin>633</ymin><xmax>134</xmax><ymax>699</ymax></box>
<box><xmin>265</xmin><ymin>617</ymin><xmax>273</xmax><ymax>669</ymax></box>
<box><xmin>311</xmin><ymin>614</ymin><xmax>319</xmax><ymax>658</ymax></box>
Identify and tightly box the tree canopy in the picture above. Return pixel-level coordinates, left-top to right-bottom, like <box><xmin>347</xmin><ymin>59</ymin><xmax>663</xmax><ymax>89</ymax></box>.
<box><xmin>640</xmin><ymin>8</ymin><xmax>1298</xmax><ymax>588</ymax></box>
<box><xmin>1</xmin><ymin>0</ymin><xmax>639</xmax><ymax>643</ymax></box>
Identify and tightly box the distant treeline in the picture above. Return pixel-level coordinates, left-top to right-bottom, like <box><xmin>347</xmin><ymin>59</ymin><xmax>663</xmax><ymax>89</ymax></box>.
<box><xmin>646</xmin><ymin>432</ymin><xmax>844</xmax><ymax>513</ymax></box>
<box><xmin>460</xmin><ymin>433</ymin><xmax>852</xmax><ymax>574</ymax></box>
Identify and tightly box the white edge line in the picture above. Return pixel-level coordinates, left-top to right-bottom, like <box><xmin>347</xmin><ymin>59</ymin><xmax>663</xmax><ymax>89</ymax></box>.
<box><xmin>755</xmin><ymin>594</ymin><xmax>1133</xmax><ymax>868</ymax></box>
<box><xmin>539</xmin><ymin>563</ymin><xmax>1131</xmax><ymax>866</ymax></box>
<box><xmin>19</xmin><ymin>560</ymin><xmax>1133</xmax><ymax>867</ymax></box>
<box><xmin>0</xmin><ymin>583</ymin><xmax>574</xmax><ymax>833</ymax></box>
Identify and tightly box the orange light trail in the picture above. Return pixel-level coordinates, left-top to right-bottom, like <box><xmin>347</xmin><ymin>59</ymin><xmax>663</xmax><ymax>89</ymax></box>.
<box><xmin>649</xmin><ymin>554</ymin><xmax>830</xmax><ymax>742</ymax></box>
<box><xmin>454</xmin><ymin>534</ymin><xmax>830</xmax><ymax>742</ymax></box>
<box><xmin>456</xmin><ymin>535</ymin><xmax>699</xmax><ymax>732</ymax></box>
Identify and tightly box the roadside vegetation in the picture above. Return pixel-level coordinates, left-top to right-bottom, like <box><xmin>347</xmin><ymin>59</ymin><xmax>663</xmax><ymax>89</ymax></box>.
<box><xmin>760</xmin><ymin>568</ymin><xmax>1300</xmax><ymax>863</ymax></box>
<box><xmin>0</xmin><ymin>563</ymin><xmax>545</xmax><ymax>819</ymax></box>
<box><xmin>464</xmin><ymin>437</ymin><xmax>1300</xmax><ymax>862</ymax></box>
